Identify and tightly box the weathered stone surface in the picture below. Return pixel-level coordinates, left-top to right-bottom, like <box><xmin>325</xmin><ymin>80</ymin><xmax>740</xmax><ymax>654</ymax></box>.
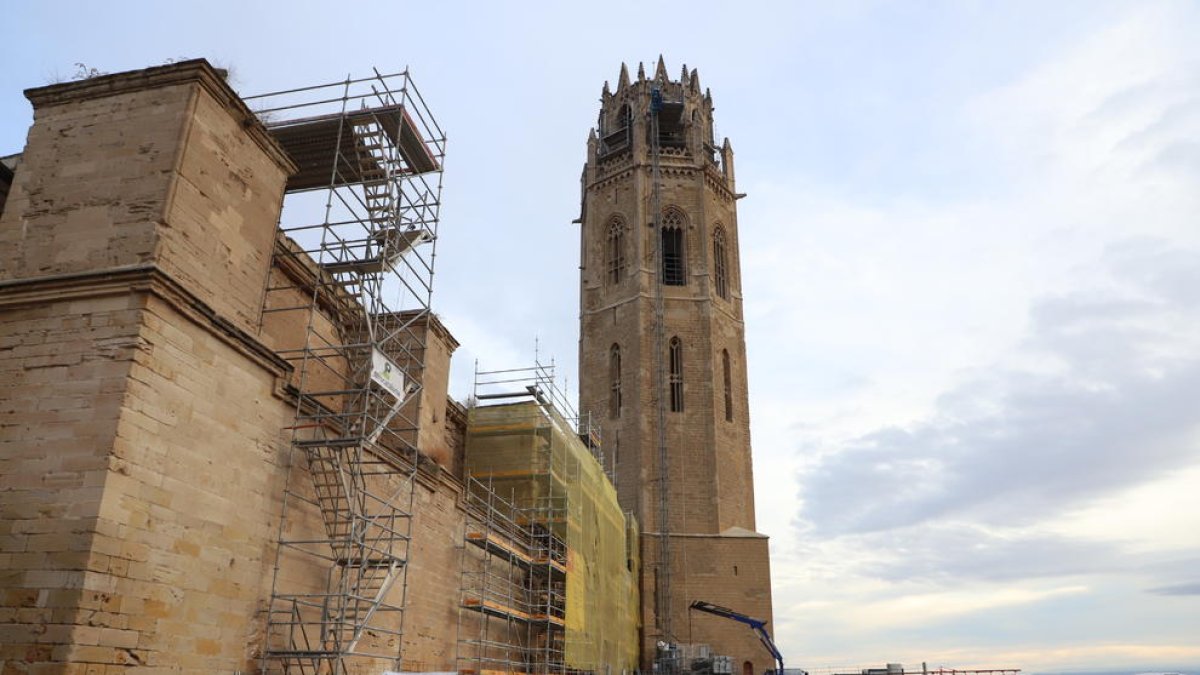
<box><xmin>0</xmin><ymin>59</ymin><xmax>485</xmax><ymax>675</ymax></box>
<box><xmin>578</xmin><ymin>63</ymin><xmax>775</xmax><ymax>670</ymax></box>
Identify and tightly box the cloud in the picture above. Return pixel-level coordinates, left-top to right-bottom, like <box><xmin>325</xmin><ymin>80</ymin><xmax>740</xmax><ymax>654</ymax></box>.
<box><xmin>1147</xmin><ymin>581</ymin><xmax>1200</xmax><ymax>596</ymax></box>
<box><xmin>760</xmin><ymin>5</ymin><xmax>1200</xmax><ymax>665</ymax></box>
<box><xmin>799</xmin><ymin>240</ymin><xmax>1200</xmax><ymax>536</ymax></box>
<box><xmin>852</xmin><ymin>523</ymin><xmax>1126</xmax><ymax>583</ymax></box>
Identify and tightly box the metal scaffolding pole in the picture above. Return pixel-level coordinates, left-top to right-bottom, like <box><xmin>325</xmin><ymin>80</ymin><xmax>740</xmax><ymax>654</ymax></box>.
<box><xmin>248</xmin><ymin>69</ymin><xmax>446</xmax><ymax>675</ymax></box>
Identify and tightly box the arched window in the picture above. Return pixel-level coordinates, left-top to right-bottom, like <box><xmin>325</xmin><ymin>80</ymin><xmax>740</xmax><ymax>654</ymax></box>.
<box><xmin>605</xmin><ymin>217</ymin><xmax>625</xmax><ymax>286</ymax></box>
<box><xmin>668</xmin><ymin>337</ymin><xmax>684</xmax><ymax>412</ymax></box>
<box><xmin>609</xmin><ymin>343</ymin><xmax>622</xmax><ymax>418</ymax></box>
<box><xmin>661</xmin><ymin>209</ymin><xmax>686</xmax><ymax>286</ymax></box>
<box><xmin>713</xmin><ymin>225</ymin><xmax>729</xmax><ymax>299</ymax></box>
<box><xmin>722</xmin><ymin>349</ymin><xmax>733</xmax><ymax>421</ymax></box>
<box><xmin>618</xmin><ymin>104</ymin><xmax>632</xmax><ymax>133</ymax></box>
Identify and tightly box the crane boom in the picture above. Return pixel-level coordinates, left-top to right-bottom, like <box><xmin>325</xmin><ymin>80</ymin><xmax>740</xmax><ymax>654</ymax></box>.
<box><xmin>689</xmin><ymin>600</ymin><xmax>785</xmax><ymax>675</ymax></box>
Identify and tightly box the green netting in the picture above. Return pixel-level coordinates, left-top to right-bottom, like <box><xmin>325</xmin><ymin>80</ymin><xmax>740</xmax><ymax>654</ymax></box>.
<box><xmin>466</xmin><ymin>401</ymin><xmax>639</xmax><ymax>673</ymax></box>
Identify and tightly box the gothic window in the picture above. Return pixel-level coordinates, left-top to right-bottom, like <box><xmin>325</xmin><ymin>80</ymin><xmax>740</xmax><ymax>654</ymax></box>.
<box><xmin>609</xmin><ymin>343</ymin><xmax>622</xmax><ymax>418</ymax></box>
<box><xmin>713</xmin><ymin>225</ymin><xmax>729</xmax><ymax>300</ymax></box>
<box><xmin>661</xmin><ymin>209</ymin><xmax>686</xmax><ymax>286</ymax></box>
<box><xmin>618</xmin><ymin>104</ymin><xmax>631</xmax><ymax>133</ymax></box>
<box><xmin>669</xmin><ymin>337</ymin><xmax>684</xmax><ymax>413</ymax></box>
<box><xmin>722</xmin><ymin>349</ymin><xmax>733</xmax><ymax>422</ymax></box>
<box><xmin>602</xmin><ymin>105</ymin><xmax>632</xmax><ymax>155</ymax></box>
<box><xmin>605</xmin><ymin>217</ymin><xmax>625</xmax><ymax>286</ymax></box>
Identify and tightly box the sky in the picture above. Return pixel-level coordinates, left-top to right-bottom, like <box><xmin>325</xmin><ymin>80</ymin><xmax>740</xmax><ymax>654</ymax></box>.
<box><xmin>3</xmin><ymin>1</ymin><xmax>1199</xmax><ymax>672</ymax></box>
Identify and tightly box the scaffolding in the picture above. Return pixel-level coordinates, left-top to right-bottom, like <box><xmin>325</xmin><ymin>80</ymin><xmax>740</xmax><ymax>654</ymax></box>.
<box><xmin>458</xmin><ymin>475</ymin><xmax>568</xmax><ymax>675</ymax></box>
<box><xmin>247</xmin><ymin>69</ymin><xmax>446</xmax><ymax>675</ymax></box>
<box><xmin>457</xmin><ymin>362</ymin><xmax>576</xmax><ymax>675</ymax></box>
<box><xmin>648</xmin><ymin>82</ymin><xmax>677</xmax><ymax>669</ymax></box>
<box><xmin>470</xmin><ymin>359</ymin><xmax>604</xmax><ymax>475</ymax></box>
<box><xmin>458</xmin><ymin>364</ymin><xmax>639</xmax><ymax>675</ymax></box>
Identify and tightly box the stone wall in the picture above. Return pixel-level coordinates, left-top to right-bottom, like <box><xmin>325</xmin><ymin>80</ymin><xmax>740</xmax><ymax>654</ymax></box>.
<box><xmin>0</xmin><ymin>60</ymin><xmax>299</xmax><ymax>674</ymax></box>
<box><xmin>0</xmin><ymin>290</ymin><xmax>143</xmax><ymax>673</ymax></box>
<box><xmin>0</xmin><ymin>59</ymin><xmax>478</xmax><ymax>674</ymax></box>
<box><xmin>641</xmin><ymin>533</ymin><xmax>775</xmax><ymax>675</ymax></box>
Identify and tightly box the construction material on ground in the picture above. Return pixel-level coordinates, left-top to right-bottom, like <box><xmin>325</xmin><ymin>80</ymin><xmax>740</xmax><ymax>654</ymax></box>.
<box><xmin>688</xmin><ymin>601</ymin><xmax>787</xmax><ymax>675</ymax></box>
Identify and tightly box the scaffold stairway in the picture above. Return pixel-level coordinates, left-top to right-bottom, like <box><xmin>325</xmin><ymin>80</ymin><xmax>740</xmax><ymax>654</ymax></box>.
<box><xmin>352</xmin><ymin>116</ymin><xmax>397</xmax><ymax>232</ymax></box>
<box><xmin>251</xmin><ymin>68</ymin><xmax>446</xmax><ymax>675</ymax></box>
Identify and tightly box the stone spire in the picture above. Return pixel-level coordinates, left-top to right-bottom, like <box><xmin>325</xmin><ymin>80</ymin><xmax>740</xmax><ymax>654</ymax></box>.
<box><xmin>654</xmin><ymin>54</ymin><xmax>668</xmax><ymax>81</ymax></box>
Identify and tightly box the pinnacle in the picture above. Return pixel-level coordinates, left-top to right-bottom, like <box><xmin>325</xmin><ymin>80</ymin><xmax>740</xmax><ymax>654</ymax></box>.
<box><xmin>655</xmin><ymin>55</ymin><xmax>668</xmax><ymax>81</ymax></box>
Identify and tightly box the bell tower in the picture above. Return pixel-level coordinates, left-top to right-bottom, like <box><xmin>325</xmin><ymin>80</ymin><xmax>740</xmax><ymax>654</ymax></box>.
<box><xmin>577</xmin><ymin>58</ymin><xmax>774</xmax><ymax>671</ymax></box>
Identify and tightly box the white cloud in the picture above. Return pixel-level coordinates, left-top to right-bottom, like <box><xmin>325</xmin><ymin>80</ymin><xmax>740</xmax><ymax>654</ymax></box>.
<box><xmin>742</xmin><ymin>2</ymin><xmax>1200</xmax><ymax>667</ymax></box>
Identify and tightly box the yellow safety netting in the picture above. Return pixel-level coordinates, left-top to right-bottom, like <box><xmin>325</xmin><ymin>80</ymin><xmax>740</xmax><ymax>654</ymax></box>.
<box><xmin>465</xmin><ymin>401</ymin><xmax>639</xmax><ymax>673</ymax></box>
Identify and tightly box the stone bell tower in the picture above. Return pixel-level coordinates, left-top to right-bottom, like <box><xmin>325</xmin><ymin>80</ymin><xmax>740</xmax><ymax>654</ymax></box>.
<box><xmin>577</xmin><ymin>58</ymin><xmax>774</xmax><ymax>672</ymax></box>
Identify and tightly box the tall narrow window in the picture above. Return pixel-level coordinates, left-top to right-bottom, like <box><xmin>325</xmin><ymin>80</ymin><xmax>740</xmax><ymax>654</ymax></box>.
<box><xmin>713</xmin><ymin>225</ymin><xmax>729</xmax><ymax>299</ymax></box>
<box><xmin>669</xmin><ymin>337</ymin><xmax>684</xmax><ymax>412</ymax></box>
<box><xmin>661</xmin><ymin>209</ymin><xmax>686</xmax><ymax>286</ymax></box>
<box><xmin>602</xmin><ymin>105</ymin><xmax>632</xmax><ymax>156</ymax></box>
<box><xmin>605</xmin><ymin>217</ymin><xmax>625</xmax><ymax>286</ymax></box>
<box><xmin>722</xmin><ymin>349</ymin><xmax>733</xmax><ymax>421</ymax></box>
<box><xmin>618</xmin><ymin>104</ymin><xmax>631</xmax><ymax>135</ymax></box>
<box><xmin>609</xmin><ymin>343</ymin><xmax>622</xmax><ymax>418</ymax></box>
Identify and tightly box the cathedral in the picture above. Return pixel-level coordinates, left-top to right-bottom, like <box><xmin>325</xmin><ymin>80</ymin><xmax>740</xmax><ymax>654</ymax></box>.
<box><xmin>0</xmin><ymin>57</ymin><xmax>774</xmax><ymax>675</ymax></box>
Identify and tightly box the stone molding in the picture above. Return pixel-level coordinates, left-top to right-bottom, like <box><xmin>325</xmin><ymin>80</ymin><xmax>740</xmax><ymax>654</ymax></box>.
<box><xmin>0</xmin><ymin>263</ymin><xmax>292</xmax><ymax>390</ymax></box>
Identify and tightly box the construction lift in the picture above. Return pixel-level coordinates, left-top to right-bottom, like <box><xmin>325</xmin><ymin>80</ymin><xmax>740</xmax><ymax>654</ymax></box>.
<box><xmin>689</xmin><ymin>601</ymin><xmax>798</xmax><ymax>675</ymax></box>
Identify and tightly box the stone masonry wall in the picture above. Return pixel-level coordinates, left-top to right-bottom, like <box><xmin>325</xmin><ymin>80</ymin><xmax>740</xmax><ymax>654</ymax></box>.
<box><xmin>0</xmin><ymin>59</ymin><xmax>481</xmax><ymax>675</ymax></box>
<box><xmin>641</xmin><ymin>533</ymin><xmax>774</xmax><ymax>674</ymax></box>
<box><xmin>155</xmin><ymin>78</ymin><xmax>289</xmax><ymax>335</ymax></box>
<box><xmin>0</xmin><ymin>61</ymin><xmax>300</xmax><ymax>674</ymax></box>
<box><xmin>97</xmin><ymin>292</ymin><xmax>292</xmax><ymax>671</ymax></box>
<box><xmin>0</xmin><ymin>84</ymin><xmax>188</xmax><ymax>282</ymax></box>
<box><xmin>0</xmin><ymin>292</ymin><xmax>143</xmax><ymax>674</ymax></box>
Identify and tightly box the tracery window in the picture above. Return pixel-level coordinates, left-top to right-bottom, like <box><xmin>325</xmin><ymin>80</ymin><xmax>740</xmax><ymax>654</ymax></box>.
<box><xmin>661</xmin><ymin>209</ymin><xmax>686</xmax><ymax>286</ymax></box>
<box><xmin>669</xmin><ymin>337</ymin><xmax>684</xmax><ymax>412</ymax></box>
<box><xmin>609</xmin><ymin>343</ymin><xmax>622</xmax><ymax>418</ymax></box>
<box><xmin>713</xmin><ymin>225</ymin><xmax>729</xmax><ymax>299</ymax></box>
<box><xmin>605</xmin><ymin>217</ymin><xmax>626</xmax><ymax>286</ymax></box>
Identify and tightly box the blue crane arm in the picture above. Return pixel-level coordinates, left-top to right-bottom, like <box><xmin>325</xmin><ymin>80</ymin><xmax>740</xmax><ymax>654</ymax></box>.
<box><xmin>689</xmin><ymin>601</ymin><xmax>785</xmax><ymax>674</ymax></box>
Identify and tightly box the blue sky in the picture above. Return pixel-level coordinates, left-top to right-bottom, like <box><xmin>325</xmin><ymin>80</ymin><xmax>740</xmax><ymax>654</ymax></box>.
<box><xmin>3</xmin><ymin>2</ymin><xmax>1199</xmax><ymax>671</ymax></box>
